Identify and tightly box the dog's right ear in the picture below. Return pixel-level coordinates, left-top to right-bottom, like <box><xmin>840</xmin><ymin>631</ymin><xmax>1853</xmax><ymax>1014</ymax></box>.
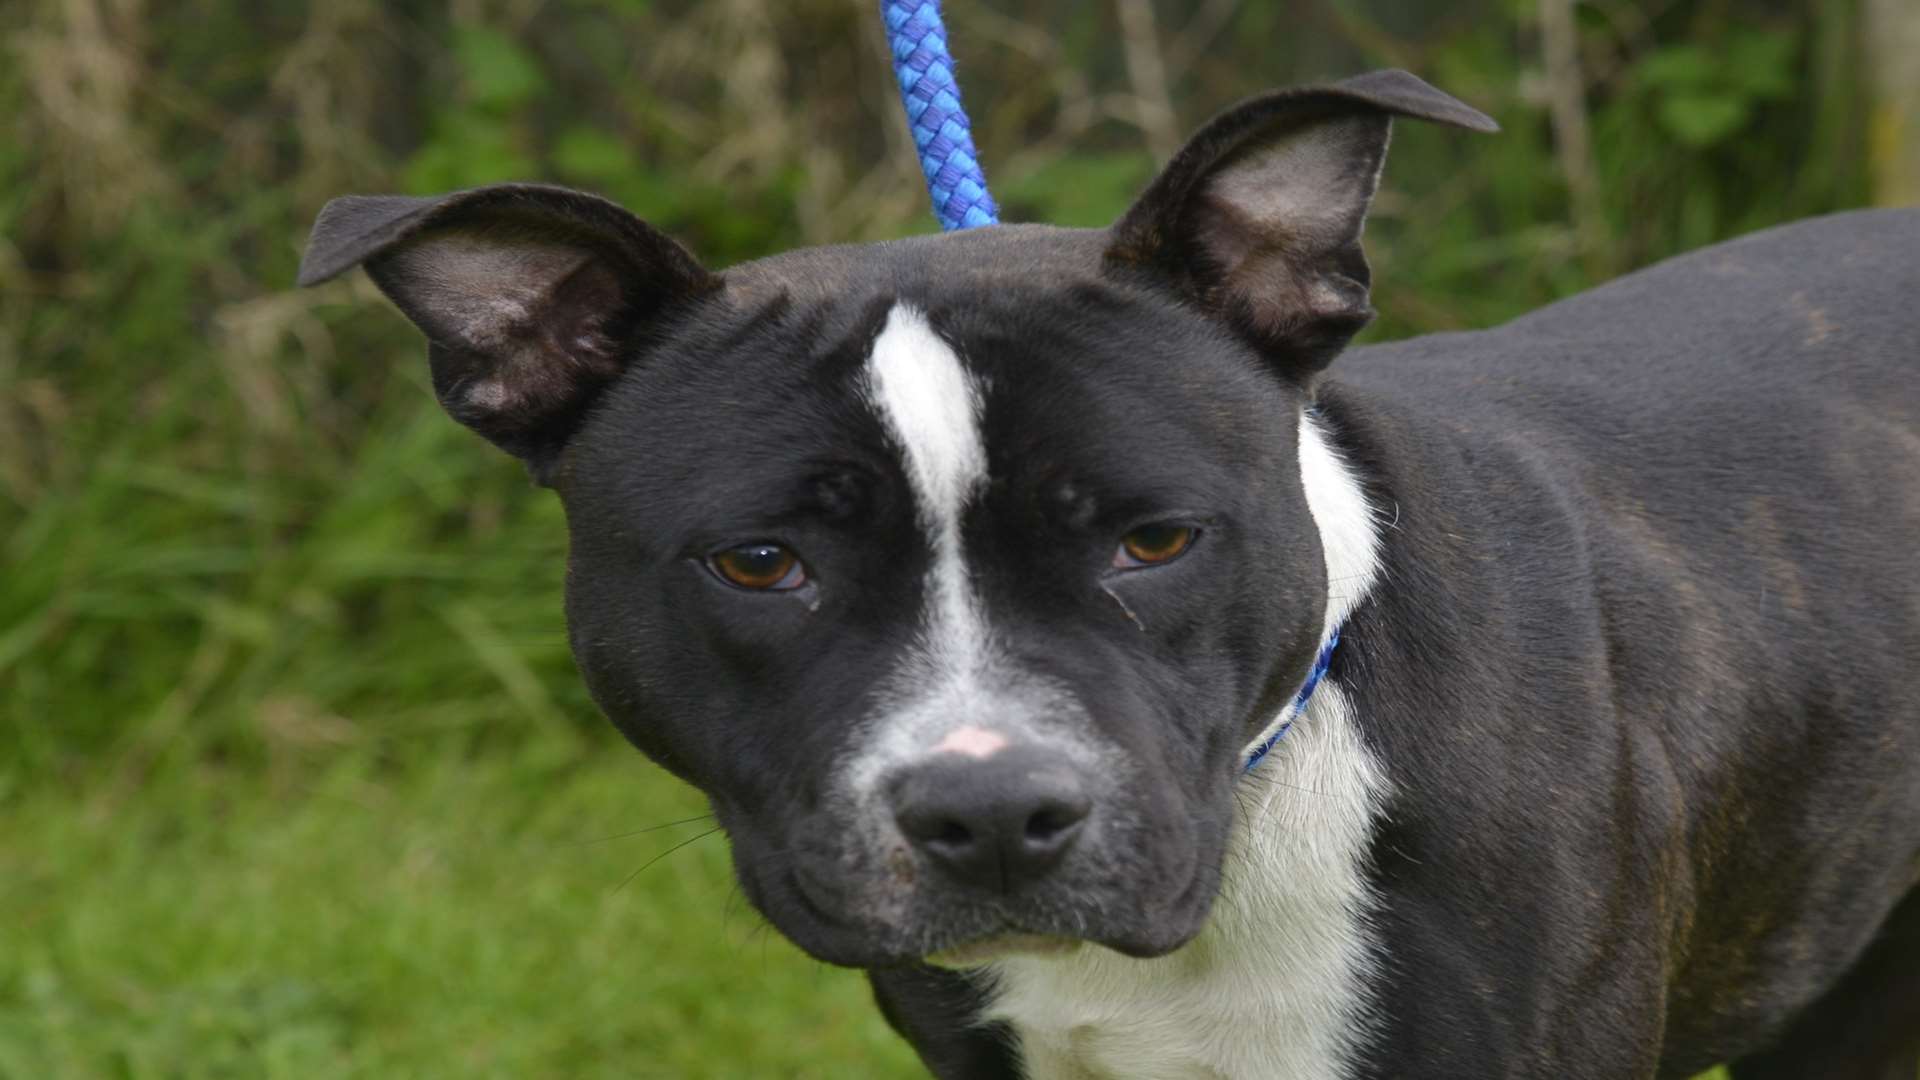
<box><xmin>298</xmin><ymin>184</ymin><xmax>717</xmax><ymax>484</ymax></box>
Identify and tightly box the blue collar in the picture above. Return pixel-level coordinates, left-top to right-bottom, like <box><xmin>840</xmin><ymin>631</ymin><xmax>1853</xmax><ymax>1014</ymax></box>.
<box><xmin>1242</xmin><ymin>625</ymin><xmax>1341</xmax><ymax>773</ymax></box>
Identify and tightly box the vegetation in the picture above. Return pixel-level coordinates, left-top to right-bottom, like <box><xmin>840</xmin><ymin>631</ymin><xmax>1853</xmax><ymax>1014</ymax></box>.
<box><xmin>2</xmin><ymin>0</ymin><xmax>1907</xmax><ymax>1075</ymax></box>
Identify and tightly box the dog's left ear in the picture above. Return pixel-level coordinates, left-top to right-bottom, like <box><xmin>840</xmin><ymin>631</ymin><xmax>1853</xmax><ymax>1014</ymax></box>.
<box><xmin>1106</xmin><ymin>69</ymin><xmax>1497</xmax><ymax>375</ymax></box>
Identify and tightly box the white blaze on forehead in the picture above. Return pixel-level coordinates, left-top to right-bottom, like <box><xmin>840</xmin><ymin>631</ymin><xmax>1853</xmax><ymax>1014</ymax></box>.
<box><xmin>863</xmin><ymin>303</ymin><xmax>990</xmax><ymax>673</ymax></box>
<box><xmin>864</xmin><ymin>304</ymin><xmax>988</xmax><ymax>533</ymax></box>
<box><xmin>851</xmin><ymin>303</ymin><xmax>1001</xmax><ymax>786</ymax></box>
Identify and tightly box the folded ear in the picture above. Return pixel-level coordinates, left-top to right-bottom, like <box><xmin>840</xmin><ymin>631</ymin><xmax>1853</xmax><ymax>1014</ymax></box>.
<box><xmin>298</xmin><ymin>184</ymin><xmax>717</xmax><ymax>482</ymax></box>
<box><xmin>1105</xmin><ymin>69</ymin><xmax>1497</xmax><ymax>375</ymax></box>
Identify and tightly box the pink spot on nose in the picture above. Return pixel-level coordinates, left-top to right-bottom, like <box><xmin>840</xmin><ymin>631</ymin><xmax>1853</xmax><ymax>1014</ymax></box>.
<box><xmin>934</xmin><ymin>725</ymin><xmax>1009</xmax><ymax>759</ymax></box>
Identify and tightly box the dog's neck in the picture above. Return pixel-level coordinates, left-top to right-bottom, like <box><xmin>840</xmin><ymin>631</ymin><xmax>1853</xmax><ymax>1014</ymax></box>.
<box><xmin>982</xmin><ymin>410</ymin><xmax>1391</xmax><ymax>1080</ymax></box>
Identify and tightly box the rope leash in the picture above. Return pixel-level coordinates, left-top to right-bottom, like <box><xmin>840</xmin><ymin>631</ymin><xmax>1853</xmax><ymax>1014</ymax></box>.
<box><xmin>881</xmin><ymin>1</ymin><xmax>999</xmax><ymax>230</ymax></box>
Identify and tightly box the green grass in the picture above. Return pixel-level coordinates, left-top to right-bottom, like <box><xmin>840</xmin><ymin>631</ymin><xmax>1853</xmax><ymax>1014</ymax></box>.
<box><xmin>0</xmin><ymin>745</ymin><xmax>1752</xmax><ymax>1079</ymax></box>
<box><xmin>0</xmin><ymin>749</ymin><xmax>923</xmax><ymax>1079</ymax></box>
<box><xmin>0</xmin><ymin>755</ymin><xmax>1752</xmax><ymax>1079</ymax></box>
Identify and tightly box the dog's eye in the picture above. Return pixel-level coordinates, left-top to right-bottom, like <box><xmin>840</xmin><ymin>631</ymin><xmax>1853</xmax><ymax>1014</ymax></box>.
<box><xmin>1113</xmin><ymin>523</ymin><xmax>1196</xmax><ymax>569</ymax></box>
<box><xmin>709</xmin><ymin>543</ymin><xmax>807</xmax><ymax>591</ymax></box>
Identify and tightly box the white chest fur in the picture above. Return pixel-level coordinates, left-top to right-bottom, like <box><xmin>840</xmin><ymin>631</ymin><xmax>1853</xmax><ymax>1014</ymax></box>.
<box><xmin>981</xmin><ymin>412</ymin><xmax>1389</xmax><ymax>1080</ymax></box>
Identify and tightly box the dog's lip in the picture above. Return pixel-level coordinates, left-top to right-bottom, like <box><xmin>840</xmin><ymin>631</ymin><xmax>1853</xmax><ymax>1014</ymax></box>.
<box><xmin>786</xmin><ymin>864</ymin><xmax>1209</xmax><ymax>966</ymax></box>
<box><xmin>787</xmin><ymin>865</ymin><xmax>858</xmax><ymax>934</ymax></box>
<box><xmin>786</xmin><ymin>867</ymin><xmax>1085</xmax><ymax>965</ymax></box>
<box><xmin>776</xmin><ymin>827</ymin><xmax>1220</xmax><ymax>965</ymax></box>
<box><xmin>924</xmin><ymin>932</ymin><xmax>1082</xmax><ymax>968</ymax></box>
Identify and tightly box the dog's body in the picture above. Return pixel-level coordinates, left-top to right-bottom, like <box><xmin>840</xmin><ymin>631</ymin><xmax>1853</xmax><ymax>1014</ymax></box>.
<box><xmin>300</xmin><ymin>71</ymin><xmax>1920</xmax><ymax>1079</ymax></box>
<box><xmin>877</xmin><ymin>211</ymin><xmax>1920</xmax><ymax>1080</ymax></box>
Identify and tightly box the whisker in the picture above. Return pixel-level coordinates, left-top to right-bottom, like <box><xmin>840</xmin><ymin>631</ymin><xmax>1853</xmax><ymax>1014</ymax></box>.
<box><xmin>755</xmin><ymin>921</ymin><xmax>777</xmax><ymax>973</ymax></box>
<box><xmin>613</xmin><ymin>826</ymin><xmax>724</xmax><ymax>892</ymax></box>
<box><xmin>564</xmin><ymin>813</ymin><xmax>717</xmax><ymax>848</ymax></box>
<box><xmin>729</xmin><ymin>905</ymin><xmax>777</xmax><ymax>957</ymax></box>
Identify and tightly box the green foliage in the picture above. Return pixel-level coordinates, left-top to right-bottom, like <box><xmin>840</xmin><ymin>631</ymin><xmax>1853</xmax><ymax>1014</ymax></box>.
<box><xmin>1636</xmin><ymin>30</ymin><xmax>1797</xmax><ymax>147</ymax></box>
<box><xmin>456</xmin><ymin>25</ymin><xmax>548</xmax><ymax>112</ymax></box>
<box><xmin>404</xmin><ymin>27</ymin><xmax>548</xmax><ymax>190</ymax></box>
<box><xmin>999</xmin><ymin>152</ymin><xmax>1156</xmax><ymax>227</ymax></box>
<box><xmin>0</xmin><ymin>0</ymin><xmax>1881</xmax><ymax>1075</ymax></box>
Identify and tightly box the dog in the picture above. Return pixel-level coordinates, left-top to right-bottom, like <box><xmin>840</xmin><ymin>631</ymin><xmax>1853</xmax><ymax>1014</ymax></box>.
<box><xmin>298</xmin><ymin>69</ymin><xmax>1920</xmax><ymax>1079</ymax></box>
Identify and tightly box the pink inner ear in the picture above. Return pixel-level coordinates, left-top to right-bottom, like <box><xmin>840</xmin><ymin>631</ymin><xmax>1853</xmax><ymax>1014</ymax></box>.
<box><xmin>1182</xmin><ymin>114</ymin><xmax>1389</xmax><ymax>335</ymax></box>
<box><xmin>392</xmin><ymin>231</ymin><xmax>629</xmax><ymax>424</ymax></box>
<box><xmin>934</xmin><ymin>726</ymin><xmax>1010</xmax><ymax>759</ymax></box>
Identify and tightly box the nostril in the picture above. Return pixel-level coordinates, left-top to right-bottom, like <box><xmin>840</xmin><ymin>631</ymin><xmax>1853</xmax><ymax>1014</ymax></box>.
<box><xmin>1022</xmin><ymin>796</ymin><xmax>1091</xmax><ymax>848</ymax></box>
<box><xmin>898</xmin><ymin>800</ymin><xmax>980</xmax><ymax>852</ymax></box>
<box><xmin>1024</xmin><ymin>806</ymin><xmax>1071</xmax><ymax>842</ymax></box>
<box><xmin>929</xmin><ymin>819</ymin><xmax>973</xmax><ymax>851</ymax></box>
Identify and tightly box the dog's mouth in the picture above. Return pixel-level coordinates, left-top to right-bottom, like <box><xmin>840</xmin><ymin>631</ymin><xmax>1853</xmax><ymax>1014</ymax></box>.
<box><xmin>783</xmin><ymin>865</ymin><xmax>1064</xmax><ymax>964</ymax></box>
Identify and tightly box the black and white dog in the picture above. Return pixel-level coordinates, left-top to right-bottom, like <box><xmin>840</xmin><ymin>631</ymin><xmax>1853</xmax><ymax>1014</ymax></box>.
<box><xmin>299</xmin><ymin>71</ymin><xmax>1920</xmax><ymax>1079</ymax></box>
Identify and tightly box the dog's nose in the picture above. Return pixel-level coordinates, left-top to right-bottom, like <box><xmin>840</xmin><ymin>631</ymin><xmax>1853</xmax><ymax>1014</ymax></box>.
<box><xmin>888</xmin><ymin>745</ymin><xmax>1093</xmax><ymax>894</ymax></box>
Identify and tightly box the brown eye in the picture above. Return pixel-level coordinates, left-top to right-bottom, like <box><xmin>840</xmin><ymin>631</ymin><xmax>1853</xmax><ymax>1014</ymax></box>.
<box><xmin>1114</xmin><ymin>523</ymin><xmax>1196</xmax><ymax>569</ymax></box>
<box><xmin>709</xmin><ymin>543</ymin><xmax>807</xmax><ymax>591</ymax></box>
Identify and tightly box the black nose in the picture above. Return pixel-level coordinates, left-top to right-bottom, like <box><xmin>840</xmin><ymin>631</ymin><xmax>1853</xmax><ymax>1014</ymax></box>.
<box><xmin>888</xmin><ymin>745</ymin><xmax>1094</xmax><ymax>894</ymax></box>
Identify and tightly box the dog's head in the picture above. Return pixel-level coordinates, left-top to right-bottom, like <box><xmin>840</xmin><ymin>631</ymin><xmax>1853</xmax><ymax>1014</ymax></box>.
<box><xmin>300</xmin><ymin>71</ymin><xmax>1492</xmax><ymax>967</ymax></box>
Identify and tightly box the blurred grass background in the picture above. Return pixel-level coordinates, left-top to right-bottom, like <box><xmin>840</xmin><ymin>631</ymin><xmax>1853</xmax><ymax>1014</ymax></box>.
<box><xmin>3</xmin><ymin>0</ymin><xmax>1917</xmax><ymax>1076</ymax></box>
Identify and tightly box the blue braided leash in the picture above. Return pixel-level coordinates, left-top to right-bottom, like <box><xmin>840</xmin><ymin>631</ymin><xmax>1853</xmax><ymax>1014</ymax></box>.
<box><xmin>1243</xmin><ymin>626</ymin><xmax>1341</xmax><ymax>773</ymax></box>
<box><xmin>881</xmin><ymin>1</ymin><xmax>1000</xmax><ymax>230</ymax></box>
